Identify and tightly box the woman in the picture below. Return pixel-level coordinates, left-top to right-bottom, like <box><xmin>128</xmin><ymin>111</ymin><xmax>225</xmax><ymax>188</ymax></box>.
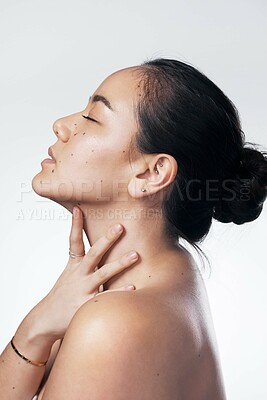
<box><xmin>1</xmin><ymin>58</ymin><xmax>266</xmax><ymax>400</ymax></box>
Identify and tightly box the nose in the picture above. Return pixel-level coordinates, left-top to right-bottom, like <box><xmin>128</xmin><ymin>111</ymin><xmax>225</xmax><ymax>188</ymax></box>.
<box><xmin>52</xmin><ymin>116</ymin><xmax>72</xmax><ymax>142</ymax></box>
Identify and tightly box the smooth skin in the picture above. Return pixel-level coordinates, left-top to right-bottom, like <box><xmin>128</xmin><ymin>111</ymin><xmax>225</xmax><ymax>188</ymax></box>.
<box><xmin>0</xmin><ymin>208</ymin><xmax>137</xmax><ymax>400</ymax></box>
<box><xmin>38</xmin><ymin>207</ymin><xmax>226</xmax><ymax>400</ymax></box>
<box><xmin>1</xmin><ymin>66</ymin><xmax>227</xmax><ymax>399</ymax></box>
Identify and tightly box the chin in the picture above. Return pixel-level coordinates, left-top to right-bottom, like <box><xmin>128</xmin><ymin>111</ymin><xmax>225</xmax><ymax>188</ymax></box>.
<box><xmin>31</xmin><ymin>171</ymin><xmax>54</xmax><ymax>200</ymax></box>
<box><xmin>31</xmin><ymin>171</ymin><xmax>78</xmax><ymax>209</ymax></box>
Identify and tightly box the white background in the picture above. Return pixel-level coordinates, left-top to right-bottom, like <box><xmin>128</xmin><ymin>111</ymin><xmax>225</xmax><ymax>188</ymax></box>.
<box><xmin>0</xmin><ymin>0</ymin><xmax>266</xmax><ymax>398</ymax></box>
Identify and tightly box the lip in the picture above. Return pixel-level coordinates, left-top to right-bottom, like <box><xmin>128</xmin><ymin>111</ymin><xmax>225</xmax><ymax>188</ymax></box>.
<box><xmin>48</xmin><ymin>147</ymin><xmax>56</xmax><ymax>161</ymax></box>
<box><xmin>41</xmin><ymin>158</ymin><xmax>56</xmax><ymax>165</ymax></box>
<box><xmin>41</xmin><ymin>147</ymin><xmax>56</xmax><ymax>166</ymax></box>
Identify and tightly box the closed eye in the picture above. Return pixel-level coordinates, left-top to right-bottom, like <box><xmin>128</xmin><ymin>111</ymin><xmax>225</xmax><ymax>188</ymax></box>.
<box><xmin>82</xmin><ymin>114</ymin><xmax>98</xmax><ymax>123</ymax></box>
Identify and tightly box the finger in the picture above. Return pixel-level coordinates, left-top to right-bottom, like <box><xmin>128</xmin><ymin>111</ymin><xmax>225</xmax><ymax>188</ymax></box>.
<box><xmin>92</xmin><ymin>251</ymin><xmax>139</xmax><ymax>287</ymax></box>
<box><xmin>82</xmin><ymin>224</ymin><xmax>124</xmax><ymax>272</ymax></box>
<box><xmin>107</xmin><ymin>284</ymin><xmax>136</xmax><ymax>292</ymax></box>
<box><xmin>69</xmin><ymin>206</ymin><xmax>85</xmax><ymax>259</ymax></box>
<box><xmin>94</xmin><ymin>284</ymin><xmax>136</xmax><ymax>298</ymax></box>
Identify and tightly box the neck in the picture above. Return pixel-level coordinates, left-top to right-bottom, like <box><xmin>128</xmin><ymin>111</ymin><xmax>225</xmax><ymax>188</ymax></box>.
<box><xmin>67</xmin><ymin>200</ymin><xmax>180</xmax><ymax>291</ymax></box>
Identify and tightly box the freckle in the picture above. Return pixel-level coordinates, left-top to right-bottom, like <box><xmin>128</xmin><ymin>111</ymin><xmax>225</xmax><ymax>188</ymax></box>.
<box><xmin>123</xmin><ymin>150</ymin><xmax>125</xmax><ymax>153</ymax></box>
<box><xmin>157</xmin><ymin>373</ymin><xmax>160</xmax><ymax>376</ymax></box>
<box><xmin>96</xmin><ymin>198</ymin><xmax>99</xmax><ymax>200</ymax></box>
<box><xmin>71</xmin><ymin>153</ymin><xmax>73</xmax><ymax>156</ymax></box>
<box><xmin>83</xmin><ymin>132</ymin><xmax>86</xmax><ymax>135</ymax></box>
<box><xmin>1</xmin><ymin>359</ymin><xmax>4</xmax><ymax>363</ymax></box>
<box><xmin>74</xmin><ymin>123</ymin><xmax>77</xmax><ymax>126</ymax></box>
<box><xmin>148</xmin><ymin>275</ymin><xmax>151</xmax><ymax>278</ymax></box>
<box><xmin>59</xmin><ymin>160</ymin><xmax>61</xmax><ymax>163</ymax></box>
<box><xmin>74</xmin><ymin>133</ymin><xmax>77</xmax><ymax>136</ymax></box>
<box><xmin>52</xmin><ymin>169</ymin><xmax>54</xmax><ymax>173</ymax></box>
<box><xmin>77</xmin><ymin>203</ymin><xmax>81</xmax><ymax>205</ymax></box>
<box><xmin>198</xmin><ymin>354</ymin><xmax>200</xmax><ymax>357</ymax></box>
<box><xmin>12</xmin><ymin>387</ymin><xmax>15</xmax><ymax>390</ymax></box>
<box><xmin>100</xmin><ymin>180</ymin><xmax>103</xmax><ymax>182</ymax></box>
<box><xmin>94</xmin><ymin>300</ymin><xmax>98</xmax><ymax>302</ymax></box>
<box><xmin>91</xmin><ymin>149</ymin><xmax>94</xmax><ymax>152</ymax></box>
<box><xmin>181</xmin><ymin>273</ymin><xmax>184</xmax><ymax>275</ymax></box>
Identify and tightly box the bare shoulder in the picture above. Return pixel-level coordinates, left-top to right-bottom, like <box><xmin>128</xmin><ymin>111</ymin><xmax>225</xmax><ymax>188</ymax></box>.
<box><xmin>72</xmin><ymin>288</ymin><xmax>203</xmax><ymax>370</ymax></box>
<box><xmin>41</xmin><ymin>249</ymin><xmax>224</xmax><ymax>399</ymax></box>
<box><xmin>41</xmin><ymin>284</ymin><xmax>226</xmax><ymax>399</ymax></box>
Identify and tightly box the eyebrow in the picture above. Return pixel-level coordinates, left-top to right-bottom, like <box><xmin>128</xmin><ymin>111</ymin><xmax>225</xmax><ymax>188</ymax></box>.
<box><xmin>89</xmin><ymin>94</ymin><xmax>114</xmax><ymax>111</ymax></box>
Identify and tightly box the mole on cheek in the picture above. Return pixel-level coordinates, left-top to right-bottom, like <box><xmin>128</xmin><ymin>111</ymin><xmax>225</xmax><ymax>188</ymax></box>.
<box><xmin>91</xmin><ymin>149</ymin><xmax>94</xmax><ymax>152</ymax></box>
<box><xmin>74</xmin><ymin>133</ymin><xmax>77</xmax><ymax>136</ymax></box>
<box><xmin>52</xmin><ymin>169</ymin><xmax>54</xmax><ymax>173</ymax></box>
<box><xmin>82</xmin><ymin>132</ymin><xmax>86</xmax><ymax>135</ymax></box>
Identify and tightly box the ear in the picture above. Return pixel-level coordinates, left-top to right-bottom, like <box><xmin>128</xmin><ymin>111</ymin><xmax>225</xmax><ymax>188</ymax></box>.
<box><xmin>128</xmin><ymin>154</ymin><xmax>178</xmax><ymax>199</ymax></box>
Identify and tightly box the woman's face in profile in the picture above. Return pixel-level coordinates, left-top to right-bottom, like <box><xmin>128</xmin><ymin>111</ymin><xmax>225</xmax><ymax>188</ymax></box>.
<box><xmin>32</xmin><ymin>66</ymin><xmax>141</xmax><ymax>206</ymax></box>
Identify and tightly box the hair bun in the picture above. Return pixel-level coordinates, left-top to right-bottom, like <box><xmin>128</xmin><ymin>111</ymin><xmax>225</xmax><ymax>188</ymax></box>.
<box><xmin>213</xmin><ymin>145</ymin><xmax>267</xmax><ymax>224</ymax></box>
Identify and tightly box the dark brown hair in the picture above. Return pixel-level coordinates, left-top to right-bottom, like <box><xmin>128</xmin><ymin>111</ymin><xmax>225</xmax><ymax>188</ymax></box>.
<box><xmin>134</xmin><ymin>58</ymin><xmax>267</xmax><ymax>246</ymax></box>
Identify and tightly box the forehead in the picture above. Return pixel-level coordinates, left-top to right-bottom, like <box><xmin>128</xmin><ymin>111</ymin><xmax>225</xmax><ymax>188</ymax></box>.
<box><xmin>93</xmin><ymin>66</ymin><xmax>142</xmax><ymax>113</ymax></box>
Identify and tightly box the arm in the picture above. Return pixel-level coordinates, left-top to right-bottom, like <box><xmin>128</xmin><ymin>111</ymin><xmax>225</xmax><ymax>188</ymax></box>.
<box><xmin>0</xmin><ymin>313</ymin><xmax>55</xmax><ymax>400</ymax></box>
<box><xmin>0</xmin><ymin>207</ymin><xmax>137</xmax><ymax>400</ymax></box>
<box><xmin>36</xmin><ymin>339</ymin><xmax>62</xmax><ymax>396</ymax></box>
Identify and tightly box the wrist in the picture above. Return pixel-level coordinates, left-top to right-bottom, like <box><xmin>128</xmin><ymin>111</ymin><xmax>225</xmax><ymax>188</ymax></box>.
<box><xmin>14</xmin><ymin>310</ymin><xmax>56</xmax><ymax>362</ymax></box>
<box><xmin>10</xmin><ymin>335</ymin><xmax>48</xmax><ymax>367</ymax></box>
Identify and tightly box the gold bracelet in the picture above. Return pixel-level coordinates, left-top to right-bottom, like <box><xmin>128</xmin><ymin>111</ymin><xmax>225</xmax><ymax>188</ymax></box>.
<box><xmin>10</xmin><ymin>336</ymin><xmax>48</xmax><ymax>367</ymax></box>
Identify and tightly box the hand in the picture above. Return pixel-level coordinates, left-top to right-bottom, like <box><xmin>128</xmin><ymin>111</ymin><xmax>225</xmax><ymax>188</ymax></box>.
<box><xmin>29</xmin><ymin>206</ymin><xmax>138</xmax><ymax>342</ymax></box>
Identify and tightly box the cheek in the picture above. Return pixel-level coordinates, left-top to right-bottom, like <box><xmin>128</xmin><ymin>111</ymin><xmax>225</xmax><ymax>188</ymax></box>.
<box><xmin>55</xmin><ymin>138</ymin><xmax>100</xmax><ymax>176</ymax></box>
<box><xmin>35</xmin><ymin>134</ymin><xmax>131</xmax><ymax>201</ymax></box>
<box><xmin>58</xmin><ymin>136</ymin><xmax>128</xmax><ymax>175</ymax></box>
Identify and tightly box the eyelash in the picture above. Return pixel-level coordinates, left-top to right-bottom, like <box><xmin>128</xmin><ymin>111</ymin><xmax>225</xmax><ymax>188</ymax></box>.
<box><xmin>82</xmin><ymin>114</ymin><xmax>97</xmax><ymax>123</ymax></box>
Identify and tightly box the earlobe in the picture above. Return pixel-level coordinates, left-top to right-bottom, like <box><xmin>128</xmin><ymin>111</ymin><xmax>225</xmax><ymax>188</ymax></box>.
<box><xmin>127</xmin><ymin>177</ymin><xmax>149</xmax><ymax>199</ymax></box>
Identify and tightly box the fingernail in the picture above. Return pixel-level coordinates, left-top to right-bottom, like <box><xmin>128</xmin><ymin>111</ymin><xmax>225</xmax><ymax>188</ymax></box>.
<box><xmin>125</xmin><ymin>284</ymin><xmax>135</xmax><ymax>290</ymax></box>
<box><xmin>127</xmin><ymin>251</ymin><xmax>138</xmax><ymax>260</ymax></box>
<box><xmin>112</xmin><ymin>224</ymin><xmax>122</xmax><ymax>234</ymax></box>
